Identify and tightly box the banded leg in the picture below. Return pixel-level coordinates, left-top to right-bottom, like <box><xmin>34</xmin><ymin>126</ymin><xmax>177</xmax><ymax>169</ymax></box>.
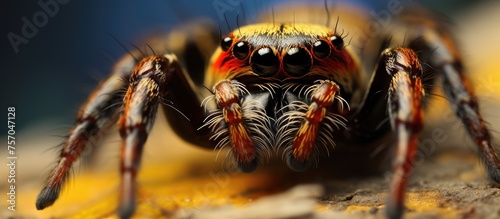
<box><xmin>407</xmin><ymin>23</ymin><xmax>500</xmax><ymax>182</ymax></box>
<box><xmin>36</xmin><ymin>20</ymin><xmax>218</xmax><ymax>218</ymax></box>
<box><xmin>354</xmin><ymin>47</ymin><xmax>425</xmax><ymax>219</ymax></box>
<box><xmin>35</xmin><ymin>54</ymin><xmax>136</xmax><ymax>210</ymax></box>
<box><xmin>117</xmin><ymin>54</ymin><xmax>178</xmax><ymax>218</ymax></box>
<box><xmin>442</xmin><ymin>62</ymin><xmax>500</xmax><ymax>182</ymax></box>
<box><xmin>356</xmin><ymin>11</ymin><xmax>500</xmax><ymax>218</ymax></box>
<box><xmin>382</xmin><ymin>48</ymin><xmax>425</xmax><ymax>219</ymax></box>
<box><xmin>387</xmin><ymin>8</ymin><xmax>500</xmax><ymax>183</ymax></box>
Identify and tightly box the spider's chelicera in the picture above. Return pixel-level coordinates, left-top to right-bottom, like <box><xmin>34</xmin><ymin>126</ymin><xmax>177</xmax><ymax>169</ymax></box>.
<box><xmin>36</xmin><ymin>4</ymin><xmax>500</xmax><ymax>219</ymax></box>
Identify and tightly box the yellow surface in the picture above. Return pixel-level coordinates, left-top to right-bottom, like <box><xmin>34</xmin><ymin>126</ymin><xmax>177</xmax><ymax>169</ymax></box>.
<box><xmin>21</xmin><ymin>152</ymin><xmax>287</xmax><ymax>218</ymax></box>
<box><xmin>11</xmin><ymin>149</ymin><xmax>489</xmax><ymax>219</ymax></box>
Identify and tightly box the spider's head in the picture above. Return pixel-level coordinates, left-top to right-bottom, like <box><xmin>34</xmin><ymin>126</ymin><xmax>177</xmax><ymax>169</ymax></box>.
<box><xmin>204</xmin><ymin>23</ymin><xmax>359</xmax><ymax>172</ymax></box>
<box><xmin>206</xmin><ymin>23</ymin><xmax>359</xmax><ymax>93</ymax></box>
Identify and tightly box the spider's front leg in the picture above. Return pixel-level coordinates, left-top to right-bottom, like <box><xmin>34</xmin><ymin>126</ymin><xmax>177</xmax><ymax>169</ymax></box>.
<box><xmin>117</xmin><ymin>54</ymin><xmax>179</xmax><ymax>217</ymax></box>
<box><xmin>381</xmin><ymin>48</ymin><xmax>425</xmax><ymax>219</ymax></box>
<box><xmin>36</xmin><ymin>20</ymin><xmax>222</xmax><ymax>218</ymax></box>
<box><xmin>355</xmin><ymin>47</ymin><xmax>425</xmax><ymax>219</ymax></box>
<box><xmin>356</xmin><ymin>11</ymin><xmax>500</xmax><ymax>218</ymax></box>
<box><xmin>35</xmin><ymin>52</ymin><xmax>188</xmax><ymax>219</ymax></box>
<box><xmin>35</xmin><ymin>54</ymin><xmax>137</xmax><ymax>211</ymax></box>
<box><xmin>383</xmin><ymin>14</ymin><xmax>500</xmax><ymax>218</ymax></box>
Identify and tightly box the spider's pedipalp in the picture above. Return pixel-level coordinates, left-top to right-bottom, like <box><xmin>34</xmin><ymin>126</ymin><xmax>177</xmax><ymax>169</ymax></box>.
<box><xmin>277</xmin><ymin>80</ymin><xmax>345</xmax><ymax>172</ymax></box>
<box><xmin>210</xmin><ymin>80</ymin><xmax>274</xmax><ymax>172</ymax></box>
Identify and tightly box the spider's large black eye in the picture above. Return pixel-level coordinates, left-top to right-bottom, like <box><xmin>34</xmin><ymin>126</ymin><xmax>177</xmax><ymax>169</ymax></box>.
<box><xmin>283</xmin><ymin>47</ymin><xmax>312</xmax><ymax>76</ymax></box>
<box><xmin>330</xmin><ymin>35</ymin><xmax>344</xmax><ymax>50</ymax></box>
<box><xmin>312</xmin><ymin>40</ymin><xmax>331</xmax><ymax>58</ymax></box>
<box><xmin>232</xmin><ymin>41</ymin><xmax>250</xmax><ymax>60</ymax></box>
<box><xmin>251</xmin><ymin>47</ymin><xmax>279</xmax><ymax>76</ymax></box>
<box><xmin>221</xmin><ymin>37</ymin><xmax>232</xmax><ymax>52</ymax></box>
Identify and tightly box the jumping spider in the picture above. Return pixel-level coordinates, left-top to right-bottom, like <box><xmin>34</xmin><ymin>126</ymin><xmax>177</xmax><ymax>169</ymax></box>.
<box><xmin>36</xmin><ymin>2</ymin><xmax>500</xmax><ymax>219</ymax></box>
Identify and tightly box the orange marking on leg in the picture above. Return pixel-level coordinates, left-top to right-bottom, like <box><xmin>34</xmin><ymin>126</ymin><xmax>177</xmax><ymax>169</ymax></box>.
<box><xmin>215</xmin><ymin>80</ymin><xmax>256</xmax><ymax>163</ymax></box>
<box><xmin>292</xmin><ymin>118</ymin><xmax>320</xmax><ymax>162</ymax></box>
<box><xmin>224</xmin><ymin>103</ymin><xmax>255</xmax><ymax>163</ymax></box>
<box><xmin>228</xmin><ymin>122</ymin><xmax>255</xmax><ymax>163</ymax></box>
<box><xmin>292</xmin><ymin>81</ymin><xmax>339</xmax><ymax>162</ymax></box>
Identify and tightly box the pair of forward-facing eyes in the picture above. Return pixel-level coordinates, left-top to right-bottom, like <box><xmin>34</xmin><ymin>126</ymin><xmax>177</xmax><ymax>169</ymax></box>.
<box><xmin>219</xmin><ymin>35</ymin><xmax>345</xmax><ymax>76</ymax></box>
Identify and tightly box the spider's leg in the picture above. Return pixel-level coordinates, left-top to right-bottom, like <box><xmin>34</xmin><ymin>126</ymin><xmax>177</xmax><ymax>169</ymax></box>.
<box><xmin>117</xmin><ymin>54</ymin><xmax>179</xmax><ymax>218</ymax></box>
<box><xmin>356</xmin><ymin>47</ymin><xmax>425</xmax><ymax>219</ymax></box>
<box><xmin>35</xmin><ymin>54</ymin><xmax>136</xmax><ymax>210</ymax></box>
<box><xmin>158</xmin><ymin>19</ymin><xmax>219</xmax><ymax>148</ymax></box>
<box><xmin>442</xmin><ymin>54</ymin><xmax>500</xmax><ymax>183</ymax></box>
<box><xmin>383</xmin><ymin>48</ymin><xmax>425</xmax><ymax>219</ymax></box>
<box><xmin>113</xmin><ymin>20</ymin><xmax>222</xmax><ymax>218</ymax></box>
<box><xmin>408</xmin><ymin>23</ymin><xmax>500</xmax><ymax>182</ymax></box>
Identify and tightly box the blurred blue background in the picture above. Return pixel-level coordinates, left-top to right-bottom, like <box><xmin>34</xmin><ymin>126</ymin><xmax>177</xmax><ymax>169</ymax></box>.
<box><xmin>0</xmin><ymin>0</ymin><xmax>488</xmax><ymax>133</ymax></box>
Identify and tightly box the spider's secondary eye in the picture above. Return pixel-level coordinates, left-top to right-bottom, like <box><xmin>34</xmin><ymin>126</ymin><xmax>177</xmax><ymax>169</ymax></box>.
<box><xmin>284</xmin><ymin>47</ymin><xmax>312</xmax><ymax>76</ymax></box>
<box><xmin>251</xmin><ymin>47</ymin><xmax>279</xmax><ymax>76</ymax></box>
<box><xmin>221</xmin><ymin>37</ymin><xmax>232</xmax><ymax>52</ymax></box>
<box><xmin>312</xmin><ymin>40</ymin><xmax>331</xmax><ymax>58</ymax></box>
<box><xmin>330</xmin><ymin>35</ymin><xmax>344</xmax><ymax>50</ymax></box>
<box><xmin>232</xmin><ymin>41</ymin><xmax>250</xmax><ymax>60</ymax></box>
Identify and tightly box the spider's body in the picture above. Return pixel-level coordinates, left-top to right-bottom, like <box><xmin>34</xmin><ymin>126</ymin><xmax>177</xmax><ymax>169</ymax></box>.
<box><xmin>36</xmin><ymin>3</ymin><xmax>500</xmax><ymax>219</ymax></box>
